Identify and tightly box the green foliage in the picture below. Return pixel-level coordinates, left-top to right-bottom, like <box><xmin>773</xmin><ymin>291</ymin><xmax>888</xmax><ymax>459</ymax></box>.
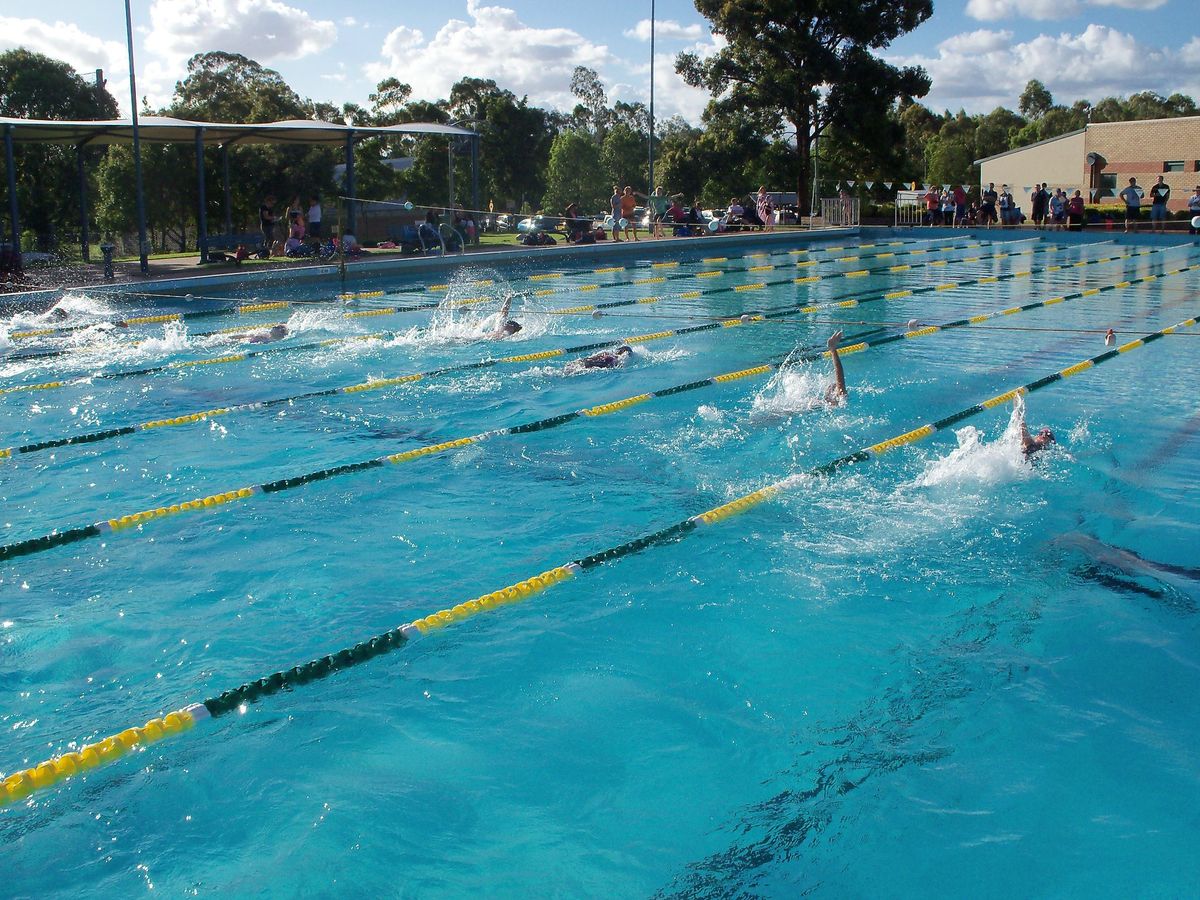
<box><xmin>677</xmin><ymin>0</ymin><xmax>933</xmax><ymax>206</ymax></box>
<box><xmin>542</xmin><ymin>131</ymin><xmax>607</xmax><ymax>214</ymax></box>
<box><xmin>0</xmin><ymin>48</ymin><xmax>119</xmax><ymax>249</ymax></box>
<box><xmin>601</xmin><ymin>124</ymin><xmax>646</xmax><ymax>193</ymax></box>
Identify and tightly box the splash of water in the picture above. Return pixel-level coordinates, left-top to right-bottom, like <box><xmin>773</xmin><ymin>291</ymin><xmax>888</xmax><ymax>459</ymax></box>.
<box><xmin>914</xmin><ymin>398</ymin><xmax>1038</xmax><ymax>487</ymax></box>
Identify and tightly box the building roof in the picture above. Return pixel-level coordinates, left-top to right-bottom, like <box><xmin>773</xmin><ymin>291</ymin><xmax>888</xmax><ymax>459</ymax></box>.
<box><xmin>973</xmin><ymin>128</ymin><xmax>1085</xmax><ymax>166</ymax></box>
<box><xmin>0</xmin><ymin>116</ymin><xmax>475</xmax><ymax>146</ymax></box>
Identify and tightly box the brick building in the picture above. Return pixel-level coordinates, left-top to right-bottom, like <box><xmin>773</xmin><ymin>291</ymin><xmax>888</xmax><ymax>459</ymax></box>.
<box><xmin>976</xmin><ymin>115</ymin><xmax>1200</xmax><ymax>210</ymax></box>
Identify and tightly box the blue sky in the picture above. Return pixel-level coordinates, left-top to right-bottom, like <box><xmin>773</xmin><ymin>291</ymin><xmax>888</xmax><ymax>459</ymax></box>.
<box><xmin>3</xmin><ymin>0</ymin><xmax>1197</xmax><ymax>121</ymax></box>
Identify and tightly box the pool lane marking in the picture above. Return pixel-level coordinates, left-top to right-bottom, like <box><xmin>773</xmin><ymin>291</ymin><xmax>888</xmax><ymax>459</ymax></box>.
<box><xmin>0</xmin><ymin>240</ymin><xmax>1003</xmax><ymax>368</ymax></box>
<box><xmin>1</xmin><ymin>262</ymin><xmax>1191</xmax><ymax>556</ymax></box>
<box><xmin>5</xmin><ymin>249</ymin><xmax>1187</xmax><ymax>459</ymax></box>
<box><xmin>4</xmin><ymin>309</ymin><xmax>1196</xmax><ymax>810</ymax></box>
<box><xmin>0</xmin><ymin>241</ymin><xmax>1104</xmax><ymax>394</ymax></box>
<box><xmin>1</xmin><ymin>239</ymin><xmax>936</xmax><ymax>345</ymax></box>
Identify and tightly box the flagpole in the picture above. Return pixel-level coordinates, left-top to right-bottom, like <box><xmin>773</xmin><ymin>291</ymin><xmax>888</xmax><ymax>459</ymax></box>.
<box><xmin>648</xmin><ymin>0</ymin><xmax>655</xmax><ymax>197</ymax></box>
<box><xmin>124</xmin><ymin>0</ymin><xmax>149</xmax><ymax>275</ymax></box>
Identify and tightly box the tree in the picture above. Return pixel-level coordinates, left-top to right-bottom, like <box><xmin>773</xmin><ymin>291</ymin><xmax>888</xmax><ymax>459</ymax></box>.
<box><xmin>1018</xmin><ymin>79</ymin><xmax>1053</xmax><ymax>119</ymax></box>
<box><xmin>601</xmin><ymin>124</ymin><xmax>645</xmax><ymax>192</ymax></box>
<box><xmin>677</xmin><ymin>0</ymin><xmax>932</xmax><ymax>208</ymax></box>
<box><xmin>570</xmin><ymin>66</ymin><xmax>610</xmax><ymax>137</ymax></box>
<box><xmin>0</xmin><ymin>48</ymin><xmax>119</xmax><ymax>250</ymax></box>
<box><xmin>542</xmin><ymin>131</ymin><xmax>607</xmax><ymax>214</ymax></box>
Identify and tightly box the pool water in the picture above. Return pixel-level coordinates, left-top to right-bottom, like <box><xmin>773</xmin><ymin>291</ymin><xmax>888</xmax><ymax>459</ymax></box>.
<box><xmin>2</xmin><ymin>231</ymin><xmax>1199</xmax><ymax>896</ymax></box>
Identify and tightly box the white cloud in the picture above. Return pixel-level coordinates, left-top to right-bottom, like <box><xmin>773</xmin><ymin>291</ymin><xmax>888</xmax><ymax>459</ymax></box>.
<box><xmin>613</xmin><ymin>33</ymin><xmax>728</xmax><ymax>123</ymax></box>
<box><xmin>365</xmin><ymin>0</ymin><xmax>610</xmax><ymax>111</ymax></box>
<box><xmin>623</xmin><ymin>19</ymin><xmax>706</xmax><ymax>41</ymax></box>
<box><xmin>341</xmin><ymin>17</ymin><xmax>358</xmax><ymax>27</ymax></box>
<box><xmin>889</xmin><ymin>24</ymin><xmax>1200</xmax><ymax>112</ymax></box>
<box><xmin>965</xmin><ymin>0</ymin><xmax>1078</xmax><ymax>21</ymax></box>
<box><xmin>144</xmin><ymin>0</ymin><xmax>337</xmax><ymax>70</ymax></box>
<box><xmin>1088</xmin><ymin>0</ymin><xmax>1169</xmax><ymax>8</ymax></box>
<box><xmin>968</xmin><ymin>0</ymin><xmax>1166</xmax><ymax>19</ymax></box>
<box><xmin>0</xmin><ymin>16</ymin><xmax>130</xmax><ymax>110</ymax></box>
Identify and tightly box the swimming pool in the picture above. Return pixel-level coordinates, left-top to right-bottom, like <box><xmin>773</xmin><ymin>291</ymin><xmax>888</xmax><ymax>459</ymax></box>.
<box><xmin>2</xmin><ymin>229</ymin><xmax>1199</xmax><ymax>896</ymax></box>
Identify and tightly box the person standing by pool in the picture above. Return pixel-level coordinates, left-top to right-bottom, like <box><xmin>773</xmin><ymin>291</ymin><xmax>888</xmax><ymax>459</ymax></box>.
<box><xmin>1148</xmin><ymin>176</ymin><xmax>1171</xmax><ymax>234</ymax></box>
<box><xmin>307</xmin><ymin>197</ymin><xmax>323</xmax><ymax>238</ymax></box>
<box><xmin>757</xmin><ymin>187</ymin><xmax>776</xmax><ymax>232</ymax></box>
<box><xmin>1189</xmin><ymin>185</ymin><xmax>1200</xmax><ymax>234</ymax></box>
<box><xmin>647</xmin><ymin>187</ymin><xmax>670</xmax><ymax>239</ymax></box>
<box><xmin>1031</xmin><ymin>183</ymin><xmax>1049</xmax><ymax>229</ymax></box>
<box><xmin>1120</xmin><ymin>177</ymin><xmax>1142</xmax><ymax>232</ymax></box>
<box><xmin>980</xmin><ymin>183</ymin><xmax>998</xmax><ymax>228</ymax></box>
<box><xmin>620</xmin><ymin>187</ymin><xmax>639</xmax><ymax>241</ymax></box>
<box><xmin>610</xmin><ymin>186</ymin><xmax>623</xmax><ymax>242</ymax></box>
<box><xmin>259</xmin><ymin>194</ymin><xmax>277</xmax><ymax>256</ymax></box>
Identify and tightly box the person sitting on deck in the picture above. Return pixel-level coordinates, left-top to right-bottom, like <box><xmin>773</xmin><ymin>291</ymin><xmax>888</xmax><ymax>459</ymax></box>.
<box><xmin>565</xmin><ymin>345</ymin><xmax>633</xmax><ymax>373</ymax></box>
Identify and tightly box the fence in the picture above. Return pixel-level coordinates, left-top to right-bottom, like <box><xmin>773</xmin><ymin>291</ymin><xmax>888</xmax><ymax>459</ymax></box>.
<box><xmin>820</xmin><ymin>197</ymin><xmax>860</xmax><ymax>227</ymax></box>
<box><xmin>894</xmin><ymin>191</ymin><xmax>925</xmax><ymax>227</ymax></box>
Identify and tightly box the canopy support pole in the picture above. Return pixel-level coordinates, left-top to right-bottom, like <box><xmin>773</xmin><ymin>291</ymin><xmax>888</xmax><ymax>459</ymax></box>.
<box><xmin>221</xmin><ymin>144</ymin><xmax>232</xmax><ymax>235</ymax></box>
<box><xmin>344</xmin><ymin>131</ymin><xmax>356</xmax><ymax>235</ymax></box>
<box><xmin>195</xmin><ymin>129</ymin><xmax>208</xmax><ymax>262</ymax></box>
<box><xmin>470</xmin><ymin>133</ymin><xmax>479</xmax><ymax>221</ymax></box>
<box><xmin>4</xmin><ymin>125</ymin><xmax>19</xmax><ymax>251</ymax></box>
<box><xmin>77</xmin><ymin>144</ymin><xmax>90</xmax><ymax>262</ymax></box>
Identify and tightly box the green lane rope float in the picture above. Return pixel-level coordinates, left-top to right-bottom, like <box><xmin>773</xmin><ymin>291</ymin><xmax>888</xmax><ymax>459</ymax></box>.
<box><xmin>3</xmin><ymin>309</ymin><xmax>1194</xmax><ymax>810</ymax></box>
<box><xmin>1</xmin><ymin>258</ymin><xmax>1190</xmax><ymax>554</ymax></box>
<box><xmin>5</xmin><ymin>247</ymin><xmax>1189</xmax><ymax>462</ymax></box>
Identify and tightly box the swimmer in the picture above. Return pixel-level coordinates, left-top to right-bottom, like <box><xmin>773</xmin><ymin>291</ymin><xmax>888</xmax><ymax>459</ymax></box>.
<box><xmin>1014</xmin><ymin>396</ymin><xmax>1055</xmax><ymax>457</ymax></box>
<box><xmin>228</xmin><ymin>323</ymin><xmax>289</xmax><ymax>344</ymax></box>
<box><xmin>565</xmin><ymin>345</ymin><xmax>633</xmax><ymax>373</ymax></box>
<box><xmin>823</xmin><ymin>330</ymin><xmax>848</xmax><ymax>406</ymax></box>
<box><xmin>49</xmin><ymin>307</ymin><xmax>70</xmax><ymax>322</ymax></box>
<box><xmin>1105</xmin><ymin>328</ymin><xmax>1115</xmax><ymax>346</ymax></box>
<box><xmin>487</xmin><ymin>295</ymin><xmax>522</xmax><ymax>340</ymax></box>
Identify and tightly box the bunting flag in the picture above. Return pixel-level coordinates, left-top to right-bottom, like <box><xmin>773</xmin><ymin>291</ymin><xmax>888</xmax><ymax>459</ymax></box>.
<box><xmin>847</xmin><ymin>180</ymin><xmax>856</xmax><ymax>187</ymax></box>
<box><xmin>865</xmin><ymin>181</ymin><xmax>874</xmax><ymax>189</ymax></box>
<box><xmin>1090</xmin><ymin>188</ymin><xmax>1099</xmax><ymax>200</ymax></box>
<box><xmin>884</xmin><ymin>182</ymin><xmax>893</xmax><ymax>190</ymax></box>
<box><xmin>942</xmin><ymin>184</ymin><xmax>950</xmax><ymax>191</ymax></box>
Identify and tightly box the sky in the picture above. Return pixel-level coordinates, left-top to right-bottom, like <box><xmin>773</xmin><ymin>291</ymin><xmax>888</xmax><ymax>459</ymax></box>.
<box><xmin>3</xmin><ymin>0</ymin><xmax>1198</xmax><ymax>123</ymax></box>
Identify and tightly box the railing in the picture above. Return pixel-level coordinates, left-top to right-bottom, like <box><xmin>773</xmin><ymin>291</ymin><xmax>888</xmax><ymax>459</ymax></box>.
<box><xmin>894</xmin><ymin>193</ymin><xmax>925</xmax><ymax>227</ymax></box>
<box><xmin>820</xmin><ymin>197</ymin><xmax>860</xmax><ymax>227</ymax></box>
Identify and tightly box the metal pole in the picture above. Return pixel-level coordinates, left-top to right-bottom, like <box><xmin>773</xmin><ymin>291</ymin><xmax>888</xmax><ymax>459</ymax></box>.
<box><xmin>648</xmin><ymin>0</ymin><xmax>655</xmax><ymax>195</ymax></box>
<box><xmin>124</xmin><ymin>0</ymin><xmax>149</xmax><ymax>274</ymax></box>
<box><xmin>4</xmin><ymin>125</ymin><xmax>20</xmax><ymax>251</ymax></box>
<box><xmin>77</xmin><ymin>144</ymin><xmax>90</xmax><ymax>262</ymax></box>
<box><xmin>448</xmin><ymin>137</ymin><xmax>454</xmax><ymax>215</ymax></box>
<box><xmin>195</xmin><ymin>129</ymin><xmax>208</xmax><ymax>262</ymax></box>
<box><xmin>221</xmin><ymin>144</ymin><xmax>232</xmax><ymax>234</ymax></box>
<box><xmin>470</xmin><ymin>133</ymin><xmax>479</xmax><ymax>220</ymax></box>
<box><xmin>344</xmin><ymin>132</ymin><xmax>356</xmax><ymax>234</ymax></box>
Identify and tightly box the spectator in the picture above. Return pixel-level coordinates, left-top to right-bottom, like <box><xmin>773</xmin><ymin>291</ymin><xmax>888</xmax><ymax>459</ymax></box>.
<box><xmin>952</xmin><ymin>184</ymin><xmax>968</xmax><ymax>227</ymax></box>
<box><xmin>1148</xmin><ymin>175</ymin><xmax>1170</xmax><ymax>234</ymax></box>
<box><xmin>620</xmin><ymin>186</ymin><xmax>639</xmax><ymax>241</ymax></box>
<box><xmin>259</xmin><ymin>194</ymin><xmax>277</xmax><ymax>256</ymax></box>
<box><xmin>646</xmin><ymin>186</ymin><xmax>670</xmax><ymax>239</ymax></box>
<box><xmin>727</xmin><ymin>196</ymin><xmax>746</xmax><ymax>230</ymax></box>
<box><xmin>839</xmin><ymin>188</ymin><xmax>853</xmax><ymax>225</ymax></box>
<box><xmin>757</xmin><ymin>186</ymin><xmax>776</xmax><ymax>232</ymax></box>
<box><xmin>1048</xmin><ymin>189</ymin><xmax>1066</xmax><ymax>230</ymax></box>
<box><xmin>307</xmin><ymin>196</ymin><xmax>322</xmax><ymax>238</ymax></box>
<box><xmin>1031</xmin><ymin>183</ymin><xmax>1049</xmax><ymax>230</ymax></box>
<box><xmin>1066</xmin><ymin>190</ymin><xmax>1086</xmax><ymax>231</ymax></box>
<box><xmin>1119</xmin><ymin>177</ymin><xmax>1142</xmax><ymax>232</ymax></box>
<box><xmin>1188</xmin><ymin>185</ymin><xmax>1200</xmax><ymax>234</ymax></box>
<box><xmin>924</xmin><ymin>185</ymin><xmax>941</xmax><ymax>226</ymax></box>
<box><xmin>979</xmin><ymin>183</ymin><xmax>998</xmax><ymax>228</ymax></box>
<box><xmin>940</xmin><ymin>189</ymin><xmax>955</xmax><ymax>228</ymax></box>
<box><xmin>998</xmin><ymin>186</ymin><xmax>1014</xmax><ymax>227</ymax></box>
<box><xmin>610</xmin><ymin>185</ymin><xmax>623</xmax><ymax>242</ymax></box>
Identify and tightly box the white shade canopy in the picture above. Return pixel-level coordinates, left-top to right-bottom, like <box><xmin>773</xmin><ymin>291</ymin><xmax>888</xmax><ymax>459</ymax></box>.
<box><xmin>0</xmin><ymin>116</ymin><xmax>475</xmax><ymax>146</ymax></box>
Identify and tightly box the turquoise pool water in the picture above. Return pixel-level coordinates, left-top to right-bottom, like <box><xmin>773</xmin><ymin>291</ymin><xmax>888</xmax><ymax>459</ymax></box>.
<box><xmin>2</xmin><ymin>231</ymin><xmax>1199</xmax><ymax>896</ymax></box>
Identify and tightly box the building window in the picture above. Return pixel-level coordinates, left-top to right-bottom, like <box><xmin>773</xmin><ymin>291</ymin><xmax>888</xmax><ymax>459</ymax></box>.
<box><xmin>1164</xmin><ymin>161</ymin><xmax>1185</xmax><ymax>172</ymax></box>
<box><xmin>1099</xmin><ymin>173</ymin><xmax>1117</xmax><ymax>198</ymax></box>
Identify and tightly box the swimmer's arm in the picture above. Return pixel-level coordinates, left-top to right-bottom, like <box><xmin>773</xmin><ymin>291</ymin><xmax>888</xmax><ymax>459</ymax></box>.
<box><xmin>825</xmin><ymin>330</ymin><xmax>846</xmax><ymax>403</ymax></box>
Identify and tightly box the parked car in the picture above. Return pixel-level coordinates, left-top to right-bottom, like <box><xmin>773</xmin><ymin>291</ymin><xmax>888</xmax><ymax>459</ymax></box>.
<box><xmin>517</xmin><ymin>215</ymin><xmax>562</xmax><ymax>234</ymax></box>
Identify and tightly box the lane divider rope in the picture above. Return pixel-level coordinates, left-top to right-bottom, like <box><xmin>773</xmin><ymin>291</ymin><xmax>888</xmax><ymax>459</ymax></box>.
<box><xmin>1</xmin><ymin>260</ymin><xmax>1190</xmax><ymax>557</ymax></box>
<box><xmin>4</xmin><ymin>307</ymin><xmax>1194</xmax><ymax>809</ymax></box>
